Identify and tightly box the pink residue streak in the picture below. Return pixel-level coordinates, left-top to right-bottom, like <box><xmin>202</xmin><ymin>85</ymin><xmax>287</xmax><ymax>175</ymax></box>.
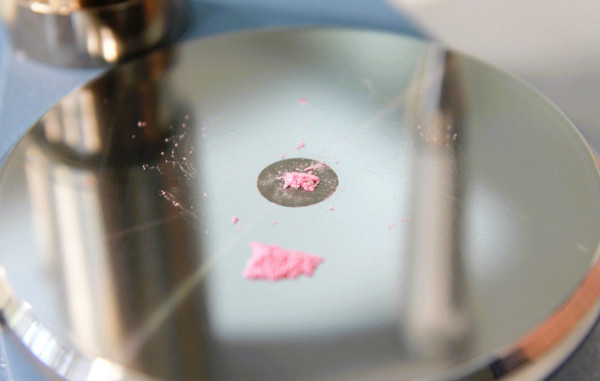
<box><xmin>243</xmin><ymin>242</ymin><xmax>324</xmax><ymax>281</ymax></box>
<box><xmin>304</xmin><ymin>163</ymin><xmax>324</xmax><ymax>172</ymax></box>
<box><xmin>281</xmin><ymin>172</ymin><xmax>320</xmax><ymax>191</ymax></box>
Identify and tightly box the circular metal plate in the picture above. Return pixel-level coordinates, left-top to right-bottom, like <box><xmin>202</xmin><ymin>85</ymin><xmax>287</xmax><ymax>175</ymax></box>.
<box><xmin>0</xmin><ymin>29</ymin><xmax>600</xmax><ymax>381</ymax></box>
<box><xmin>257</xmin><ymin>158</ymin><xmax>339</xmax><ymax>207</ymax></box>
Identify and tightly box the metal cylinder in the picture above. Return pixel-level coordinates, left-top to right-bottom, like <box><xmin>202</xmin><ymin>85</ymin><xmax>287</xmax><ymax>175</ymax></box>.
<box><xmin>1</xmin><ymin>0</ymin><xmax>187</xmax><ymax>67</ymax></box>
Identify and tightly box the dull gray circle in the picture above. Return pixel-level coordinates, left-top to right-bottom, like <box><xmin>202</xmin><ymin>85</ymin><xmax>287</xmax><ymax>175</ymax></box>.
<box><xmin>257</xmin><ymin>158</ymin><xmax>339</xmax><ymax>207</ymax></box>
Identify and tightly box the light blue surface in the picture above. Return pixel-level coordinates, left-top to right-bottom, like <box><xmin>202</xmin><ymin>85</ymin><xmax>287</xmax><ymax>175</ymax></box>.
<box><xmin>0</xmin><ymin>1</ymin><xmax>424</xmax><ymax>380</ymax></box>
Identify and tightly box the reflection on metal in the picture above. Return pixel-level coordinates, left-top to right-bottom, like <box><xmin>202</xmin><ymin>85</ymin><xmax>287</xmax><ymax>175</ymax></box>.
<box><xmin>1</xmin><ymin>0</ymin><xmax>187</xmax><ymax>67</ymax></box>
<box><xmin>403</xmin><ymin>48</ymin><xmax>472</xmax><ymax>361</ymax></box>
<box><xmin>0</xmin><ymin>29</ymin><xmax>600</xmax><ymax>381</ymax></box>
<box><xmin>6</xmin><ymin>48</ymin><xmax>211</xmax><ymax>380</ymax></box>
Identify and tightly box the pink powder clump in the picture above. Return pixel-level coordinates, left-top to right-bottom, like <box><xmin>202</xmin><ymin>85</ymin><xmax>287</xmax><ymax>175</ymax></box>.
<box><xmin>298</xmin><ymin>97</ymin><xmax>308</xmax><ymax>105</ymax></box>
<box><xmin>296</xmin><ymin>141</ymin><xmax>306</xmax><ymax>150</ymax></box>
<box><xmin>232</xmin><ymin>216</ymin><xmax>239</xmax><ymax>224</ymax></box>
<box><xmin>281</xmin><ymin>172</ymin><xmax>320</xmax><ymax>191</ymax></box>
<box><xmin>243</xmin><ymin>242</ymin><xmax>324</xmax><ymax>281</ymax></box>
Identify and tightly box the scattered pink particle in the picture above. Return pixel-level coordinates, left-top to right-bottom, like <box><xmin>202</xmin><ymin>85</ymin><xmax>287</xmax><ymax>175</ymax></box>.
<box><xmin>185</xmin><ymin>114</ymin><xmax>190</xmax><ymax>120</ymax></box>
<box><xmin>137</xmin><ymin>121</ymin><xmax>144</xmax><ymax>127</ymax></box>
<box><xmin>329</xmin><ymin>206</ymin><xmax>334</xmax><ymax>211</ymax></box>
<box><xmin>298</xmin><ymin>97</ymin><xmax>308</xmax><ymax>105</ymax></box>
<box><xmin>182</xmin><ymin>123</ymin><xmax>187</xmax><ymax>128</ymax></box>
<box><xmin>281</xmin><ymin>172</ymin><xmax>320</xmax><ymax>191</ymax></box>
<box><xmin>165</xmin><ymin>138</ymin><xmax>170</xmax><ymax>142</ymax></box>
<box><xmin>202</xmin><ymin>132</ymin><xmax>207</xmax><ymax>138</ymax></box>
<box><xmin>452</xmin><ymin>133</ymin><xmax>458</xmax><ymax>140</ymax></box>
<box><xmin>296</xmin><ymin>141</ymin><xmax>305</xmax><ymax>150</ymax></box>
<box><xmin>160</xmin><ymin>152</ymin><xmax>165</xmax><ymax>156</ymax></box>
<box><xmin>243</xmin><ymin>242</ymin><xmax>324</xmax><ymax>281</ymax></box>
<box><xmin>281</xmin><ymin>154</ymin><xmax>285</xmax><ymax>159</ymax></box>
<box><xmin>387</xmin><ymin>224</ymin><xmax>396</xmax><ymax>231</ymax></box>
<box><xmin>335</xmin><ymin>160</ymin><xmax>339</xmax><ymax>164</ymax></box>
<box><xmin>401</xmin><ymin>217</ymin><xmax>411</xmax><ymax>223</ymax></box>
<box><xmin>232</xmin><ymin>216</ymin><xmax>239</xmax><ymax>224</ymax></box>
<box><xmin>304</xmin><ymin>163</ymin><xmax>324</xmax><ymax>172</ymax></box>
<box><xmin>272</xmin><ymin>220</ymin><xmax>278</xmax><ymax>225</ymax></box>
<box><xmin>203</xmin><ymin>192</ymin><xmax>207</xmax><ymax>197</ymax></box>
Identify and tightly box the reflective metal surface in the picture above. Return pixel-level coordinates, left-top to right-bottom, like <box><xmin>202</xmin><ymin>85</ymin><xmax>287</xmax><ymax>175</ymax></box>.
<box><xmin>0</xmin><ymin>29</ymin><xmax>600</xmax><ymax>381</ymax></box>
<box><xmin>1</xmin><ymin>0</ymin><xmax>187</xmax><ymax>67</ymax></box>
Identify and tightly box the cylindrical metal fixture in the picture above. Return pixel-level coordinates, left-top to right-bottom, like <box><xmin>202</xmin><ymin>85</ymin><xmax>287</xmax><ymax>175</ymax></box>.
<box><xmin>1</xmin><ymin>0</ymin><xmax>187</xmax><ymax>67</ymax></box>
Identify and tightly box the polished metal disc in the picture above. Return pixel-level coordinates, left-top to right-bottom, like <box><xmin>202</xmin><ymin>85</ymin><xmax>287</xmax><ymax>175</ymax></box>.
<box><xmin>1</xmin><ymin>29</ymin><xmax>600</xmax><ymax>381</ymax></box>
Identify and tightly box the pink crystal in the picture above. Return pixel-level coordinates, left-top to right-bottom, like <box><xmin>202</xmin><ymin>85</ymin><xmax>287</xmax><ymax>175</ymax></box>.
<box><xmin>281</xmin><ymin>172</ymin><xmax>320</xmax><ymax>191</ymax></box>
<box><xmin>243</xmin><ymin>242</ymin><xmax>324</xmax><ymax>281</ymax></box>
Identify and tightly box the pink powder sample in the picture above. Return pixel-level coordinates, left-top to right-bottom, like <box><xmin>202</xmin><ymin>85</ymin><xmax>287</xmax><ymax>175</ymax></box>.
<box><xmin>243</xmin><ymin>242</ymin><xmax>323</xmax><ymax>281</ymax></box>
<box><xmin>298</xmin><ymin>97</ymin><xmax>308</xmax><ymax>105</ymax></box>
<box><xmin>281</xmin><ymin>172</ymin><xmax>320</xmax><ymax>191</ymax></box>
<box><xmin>280</xmin><ymin>154</ymin><xmax>285</xmax><ymax>159</ymax></box>
<box><xmin>387</xmin><ymin>224</ymin><xmax>396</xmax><ymax>231</ymax></box>
<box><xmin>329</xmin><ymin>206</ymin><xmax>334</xmax><ymax>211</ymax></box>
<box><xmin>232</xmin><ymin>216</ymin><xmax>239</xmax><ymax>224</ymax></box>
<box><xmin>296</xmin><ymin>141</ymin><xmax>305</xmax><ymax>150</ymax></box>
